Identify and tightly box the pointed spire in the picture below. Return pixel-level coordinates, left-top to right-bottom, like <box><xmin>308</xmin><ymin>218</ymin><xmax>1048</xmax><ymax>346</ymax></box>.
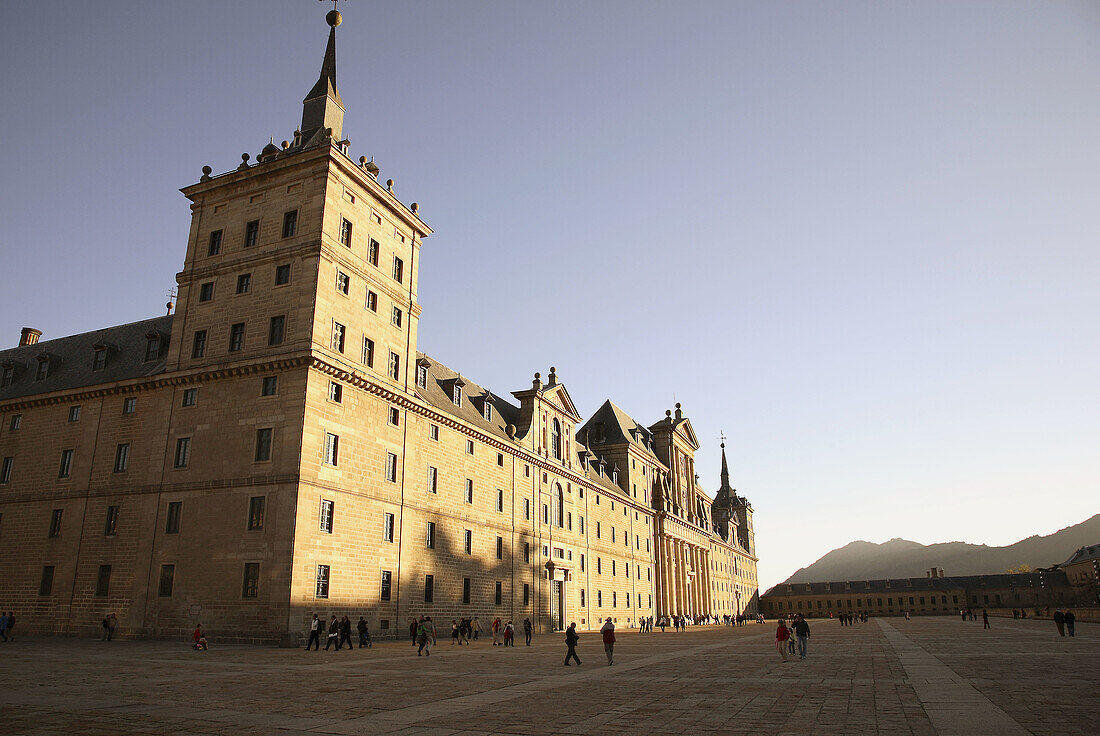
<box><xmin>720</xmin><ymin>441</ymin><xmax>730</xmax><ymax>490</ymax></box>
<box><xmin>300</xmin><ymin>10</ymin><xmax>345</xmax><ymax>142</ymax></box>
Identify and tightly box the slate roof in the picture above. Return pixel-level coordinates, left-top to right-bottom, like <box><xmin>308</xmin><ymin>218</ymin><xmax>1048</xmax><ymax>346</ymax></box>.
<box><xmin>579</xmin><ymin>399</ymin><xmax>662</xmax><ymax>464</ymax></box>
<box><xmin>414</xmin><ymin>352</ymin><xmax>520</xmax><ymax>443</ymax></box>
<box><xmin>0</xmin><ymin>316</ymin><xmax>172</xmax><ymax>402</ymax></box>
<box><xmin>762</xmin><ymin>570</ymin><xmax>1070</xmax><ymax>598</ymax></box>
<box><xmin>1062</xmin><ymin>544</ymin><xmax>1100</xmax><ymax>566</ymax></box>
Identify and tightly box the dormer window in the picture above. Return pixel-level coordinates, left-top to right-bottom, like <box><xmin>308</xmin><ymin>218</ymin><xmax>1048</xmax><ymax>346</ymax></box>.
<box><xmin>2</xmin><ymin>364</ymin><xmax>15</xmax><ymax>387</ymax></box>
<box><xmin>612</xmin><ymin>468</ymin><xmax>619</xmax><ymax>485</ymax></box>
<box><xmin>416</xmin><ymin>363</ymin><xmax>427</xmax><ymax>389</ymax></box>
<box><xmin>145</xmin><ymin>336</ymin><xmax>160</xmax><ymax>362</ymax></box>
<box><xmin>483</xmin><ymin>401</ymin><xmax>493</xmax><ymax>422</ymax></box>
<box><xmin>92</xmin><ymin>345</ymin><xmax>108</xmax><ymax>372</ymax></box>
<box><xmin>35</xmin><ymin>356</ymin><xmax>49</xmax><ymax>382</ymax></box>
<box><xmin>452</xmin><ymin>383</ymin><xmax>462</xmax><ymax>406</ymax></box>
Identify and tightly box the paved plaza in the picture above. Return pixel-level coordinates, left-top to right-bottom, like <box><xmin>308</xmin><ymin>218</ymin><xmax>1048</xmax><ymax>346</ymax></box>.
<box><xmin>0</xmin><ymin>617</ymin><xmax>1096</xmax><ymax>735</ymax></box>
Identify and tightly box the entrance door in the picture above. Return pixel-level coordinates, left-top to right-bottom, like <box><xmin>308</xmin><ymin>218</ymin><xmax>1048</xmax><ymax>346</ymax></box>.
<box><xmin>552</xmin><ymin>580</ymin><xmax>565</xmax><ymax>630</ymax></box>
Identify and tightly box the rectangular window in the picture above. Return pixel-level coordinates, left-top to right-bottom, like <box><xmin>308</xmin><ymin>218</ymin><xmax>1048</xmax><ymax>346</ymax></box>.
<box><xmin>144</xmin><ymin>337</ymin><xmax>158</xmax><ymax>362</ymax></box>
<box><xmin>496</xmin><ymin>536</ymin><xmax>503</xmax><ymax>559</ymax></box>
<box><xmin>261</xmin><ymin>376</ymin><xmax>277</xmax><ymax>396</ymax></box>
<box><xmin>48</xmin><ymin>508</ymin><xmax>64</xmax><ymax>537</ymax></box>
<box><xmin>35</xmin><ymin>359</ymin><xmax>49</xmax><ymax>381</ymax></box>
<box><xmin>427</xmin><ymin>466</ymin><xmax>438</xmax><ymax>493</ymax></box>
<box><xmin>93</xmin><ymin>349</ymin><xmax>107</xmax><ymax>371</ymax></box>
<box><xmin>165</xmin><ymin>501</ymin><xmax>182</xmax><ymax>534</ymax></box>
<box><xmin>391</xmin><ymin>306</ymin><xmax>402</xmax><ymax>327</ymax></box>
<box><xmin>329</xmin><ymin>381</ymin><xmax>342</xmax><ymax>403</ymax></box>
<box><xmin>579</xmin><ymin>517</ymin><xmax>584</xmax><ymax>535</ymax></box>
<box><xmin>245</xmin><ymin>219</ymin><xmax>259</xmax><ymax>247</ymax></box>
<box><xmin>465</xmin><ymin>478</ymin><xmax>473</xmax><ymax>504</ymax></box>
<box><xmin>366</xmin><ymin>290</ymin><xmax>377</xmax><ymax>311</ymax></box>
<box><xmin>426</xmin><ymin>521</ymin><xmax>436</xmax><ymax>549</ymax></box>
<box><xmin>39</xmin><ymin>565</ymin><xmax>55</xmax><ymax>596</ymax></box>
<box><xmin>524</xmin><ymin>498</ymin><xmax>530</xmax><ymax>520</ymax></box>
<box><xmin>113</xmin><ymin>444</ymin><xmax>129</xmax><ymax>472</ymax></box>
<box><xmin>462</xmin><ymin>577</ymin><xmax>471</xmax><ymax>604</ymax></box>
<box><xmin>339</xmin><ymin>217</ymin><xmax>353</xmax><ymax>247</ymax></box>
<box><xmin>1</xmin><ymin>366</ymin><xmax>13</xmax><ymax>387</ymax></box>
<box><xmin>598</xmin><ymin>590</ymin><xmax>603</xmax><ymax>607</ymax></box>
<box><xmin>388</xmin><ymin>352</ymin><xmax>400</xmax><ymax>380</ymax></box>
<box><xmin>208</xmin><ymin>229</ymin><xmax>223</xmax><ymax>256</ymax></box>
<box><xmin>192</xmin><ymin>330</ymin><xmax>207</xmax><ymax>358</ymax></box>
<box><xmin>416</xmin><ymin>363</ymin><xmax>427</xmax><ymax>388</ymax></box>
<box><xmin>0</xmin><ymin>455</ymin><xmax>10</xmax><ymax>484</ymax></box>
<box><xmin>122</xmin><ymin>397</ymin><xmax>136</xmax><ymax>414</ymax></box>
<box><xmin>282</xmin><ymin>210</ymin><xmax>297</xmax><ymax>238</ymax></box>
<box><xmin>174</xmin><ymin>437</ymin><xmax>191</xmax><ymax>468</ymax></box>
<box><xmin>275</xmin><ymin>263</ymin><xmax>290</xmax><ymax>285</ymax></box>
<box><xmin>104</xmin><ymin>505</ymin><xmax>119</xmax><ymax>536</ymax></box>
<box><xmin>524</xmin><ymin>542</ymin><xmax>530</xmax><ymax>563</ymax></box>
<box><xmin>229</xmin><ymin>322</ymin><xmax>245</xmax><ymax>352</ymax></box>
<box><xmin>386</xmin><ymin>452</ymin><xmax>397</xmax><ymax>482</ymax></box>
<box><xmin>383</xmin><ymin>512</ymin><xmax>395</xmax><ymax>542</ymax></box>
<box><xmin>324</xmin><ymin>433</ymin><xmax>339</xmax><ymax>465</ymax></box>
<box><xmin>313</xmin><ymin>564</ymin><xmax>328</xmax><ymax>599</ymax></box>
<box><xmin>424</xmin><ymin>574</ymin><xmax>434</xmax><ymax>603</ymax></box>
<box><xmin>58</xmin><ymin>449</ymin><xmax>73</xmax><ymax>479</ymax></box>
<box><xmin>362</xmin><ymin>337</ymin><xmax>375</xmax><ymax>367</ymax></box>
<box><xmin>236</xmin><ymin>272</ymin><xmax>251</xmax><ymax>294</ymax></box>
<box><xmin>199</xmin><ymin>282</ymin><xmax>214</xmax><ymax>302</ymax></box>
<box><xmin>158</xmin><ymin>564</ymin><xmax>175</xmax><ymax>597</ymax></box>
<box><xmin>95</xmin><ymin>564</ymin><xmax>112</xmax><ymax>597</ymax></box>
<box><xmin>429</xmin><ymin>423</ymin><xmax>439</xmax><ymax>441</ymax></box>
<box><xmin>241</xmin><ymin>563</ymin><xmax>261</xmax><ymax>598</ymax></box>
<box><xmin>523</xmin><ymin>583</ymin><xmax>530</xmax><ymax>605</ymax></box>
<box><xmin>495</xmin><ymin>581</ymin><xmax>502</xmax><ymax>605</ymax></box>
<box><xmin>320</xmin><ymin>499</ymin><xmax>334</xmax><ymax>533</ymax></box>
<box><xmin>255</xmin><ymin>428</ymin><xmax>273</xmax><ymax>462</ymax></box>
<box><xmin>331</xmin><ymin>322</ymin><xmax>345</xmax><ymax>353</ymax></box>
<box><xmin>336</xmin><ymin>270</ymin><xmax>350</xmax><ymax>295</ymax></box>
<box><xmin>392</xmin><ymin>256</ymin><xmax>404</xmax><ymax>283</ymax></box>
<box><xmin>389</xmin><ymin>407</ymin><xmax>400</xmax><ymax>426</ymax></box>
<box><xmin>247</xmin><ymin>496</ymin><xmax>265</xmax><ymax>530</ymax></box>
<box><xmin>496</xmin><ymin>452</ymin><xmax>504</xmax><ymax>466</ymax></box>
<box><xmin>268</xmin><ymin>315</ymin><xmax>285</xmax><ymax>346</ymax></box>
<box><xmin>496</xmin><ymin>489</ymin><xmax>504</xmax><ymax>512</ymax></box>
<box><xmin>464</xmin><ymin>529</ymin><xmax>472</xmax><ymax>554</ymax></box>
<box><xmin>380</xmin><ymin>570</ymin><xmax>392</xmax><ymax>600</ymax></box>
<box><xmin>465</xmin><ymin>439</ymin><xmax>474</xmax><ymax>455</ymax></box>
<box><xmin>580</xmin><ymin>554</ymin><xmax>585</xmax><ymax>571</ymax></box>
<box><xmin>368</xmin><ymin>239</ymin><xmax>379</xmax><ymax>266</ymax></box>
<box><xmin>68</xmin><ymin>405</ymin><xmax>81</xmax><ymax>422</ymax></box>
<box><xmin>8</xmin><ymin>414</ymin><xmax>20</xmax><ymax>431</ymax></box>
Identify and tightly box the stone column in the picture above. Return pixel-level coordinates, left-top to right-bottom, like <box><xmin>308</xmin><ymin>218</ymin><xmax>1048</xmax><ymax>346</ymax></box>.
<box><xmin>660</xmin><ymin>536</ymin><xmax>671</xmax><ymax>618</ymax></box>
<box><xmin>692</xmin><ymin>545</ymin><xmax>701</xmax><ymax>617</ymax></box>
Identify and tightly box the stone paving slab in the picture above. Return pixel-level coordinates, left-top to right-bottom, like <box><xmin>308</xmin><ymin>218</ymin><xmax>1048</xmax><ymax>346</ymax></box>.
<box><xmin>0</xmin><ymin>617</ymin><xmax>1095</xmax><ymax>735</ymax></box>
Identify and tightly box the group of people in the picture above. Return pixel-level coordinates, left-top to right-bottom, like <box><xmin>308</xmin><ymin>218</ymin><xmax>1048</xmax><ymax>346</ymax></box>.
<box><xmin>304</xmin><ymin>614</ymin><xmax>374</xmax><ymax>651</ymax></box>
<box><xmin>774</xmin><ymin>614</ymin><xmax>810</xmax><ymax>661</ymax></box>
<box><xmin>448</xmin><ymin>616</ymin><xmax>533</xmax><ymax>646</ymax></box>
<box><xmin>562</xmin><ymin>617</ymin><xmax>617</xmax><ymax>666</ymax></box>
<box><xmin>0</xmin><ymin>611</ymin><xmax>14</xmax><ymax>641</ymax></box>
<box><xmin>837</xmin><ymin>612</ymin><xmax>869</xmax><ymax>626</ymax></box>
<box><xmin>99</xmin><ymin>612</ymin><xmax>119</xmax><ymax>641</ymax></box>
<box><xmin>1053</xmin><ymin>610</ymin><xmax>1076</xmax><ymax>637</ymax></box>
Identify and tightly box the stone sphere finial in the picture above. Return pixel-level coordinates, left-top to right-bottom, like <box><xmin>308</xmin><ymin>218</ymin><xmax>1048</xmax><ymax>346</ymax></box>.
<box><xmin>675</xmin><ymin>402</ymin><xmax>681</xmax><ymax>409</ymax></box>
<box><xmin>411</xmin><ymin>202</ymin><xmax>419</xmax><ymax>214</ymax></box>
<box><xmin>201</xmin><ymin>165</ymin><xmax>212</xmax><ymax>175</ymax></box>
<box><xmin>534</xmin><ymin>372</ymin><xmax>541</xmax><ymax>380</ymax></box>
<box><xmin>666</xmin><ymin>409</ymin><xmax>672</xmax><ymax>418</ymax></box>
<box><xmin>359</xmin><ymin>156</ymin><xmax>367</xmax><ymax>165</ymax></box>
<box><xmin>326</xmin><ymin>10</ymin><xmax>342</xmax><ymax>27</ymax></box>
<box><xmin>386</xmin><ymin>178</ymin><xmax>394</xmax><ymax>192</ymax></box>
<box><xmin>241</xmin><ymin>153</ymin><xmax>250</xmax><ymax>162</ymax></box>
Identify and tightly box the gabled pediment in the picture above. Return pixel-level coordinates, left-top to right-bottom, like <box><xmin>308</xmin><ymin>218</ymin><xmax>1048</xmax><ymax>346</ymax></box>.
<box><xmin>541</xmin><ymin>383</ymin><xmax>582</xmax><ymax>422</ymax></box>
<box><xmin>675</xmin><ymin>417</ymin><xmax>700</xmax><ymax>450</ymax></box>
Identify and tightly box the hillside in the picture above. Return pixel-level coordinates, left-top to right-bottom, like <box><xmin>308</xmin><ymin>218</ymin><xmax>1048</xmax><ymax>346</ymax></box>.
<box><xmin>783</xmin><ymin>513</ymin><xmax>1100</xmax><ymax>583</ymax></box>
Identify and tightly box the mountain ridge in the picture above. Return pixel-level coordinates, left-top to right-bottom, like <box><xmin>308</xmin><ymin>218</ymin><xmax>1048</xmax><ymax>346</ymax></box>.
<box><xmin>781</xmin><ymin>513</ymin><xmax>1100</xmax><ymax>584</ymax></box>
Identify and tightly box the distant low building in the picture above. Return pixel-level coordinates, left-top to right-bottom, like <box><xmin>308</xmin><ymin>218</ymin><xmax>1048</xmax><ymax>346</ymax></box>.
<box><xmin>760</xmin><ymin>567</ymin><xmax>1074</xmax><ymax>617</ymax></box>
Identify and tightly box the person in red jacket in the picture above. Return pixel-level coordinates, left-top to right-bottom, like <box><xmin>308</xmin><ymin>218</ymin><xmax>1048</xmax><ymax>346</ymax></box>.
<box><xmin>775</xmin><ymin>620</ymin><xmax>790</xmax><ymax>662</ymax></box>
<box><xmin>601</xmin><ymin>617</ymin><xmax>616</xmax><ymax>665</ymax></box>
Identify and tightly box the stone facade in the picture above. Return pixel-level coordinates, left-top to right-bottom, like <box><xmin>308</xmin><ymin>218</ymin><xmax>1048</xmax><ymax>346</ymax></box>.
<box><xmin>0</xmin><ymin>12</ymin><xmax>758</xmax><ymax>643</ymax></box>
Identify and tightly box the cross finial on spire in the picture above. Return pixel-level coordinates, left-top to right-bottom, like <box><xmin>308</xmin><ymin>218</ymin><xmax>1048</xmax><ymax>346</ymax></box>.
<box><xmin>719</xmin><ymin>430</ymin><xmax>726</xmax><ymax>448</ymax></box>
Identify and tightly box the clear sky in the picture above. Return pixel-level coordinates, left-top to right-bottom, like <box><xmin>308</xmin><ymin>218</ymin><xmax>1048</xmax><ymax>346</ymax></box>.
<box><xmin>2</xmin><ymin>1</ymin><xmax>1098</xmax><ymax>592</ymax></box>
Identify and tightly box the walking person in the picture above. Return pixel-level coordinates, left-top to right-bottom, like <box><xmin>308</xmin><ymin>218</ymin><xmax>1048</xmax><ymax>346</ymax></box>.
<box><xmin>793</xmin><ymin>614</ymin><xmax>810</xmax><ymax>660</ymax></box>
<box><xmin>0</xmin><ymin>611</ymin><xmax>8</xmax><ymax>642</ymax></box>
<box><xmin>101</xmin><ymin>614</ymin><xmax>111</xmax><ymax>641</ymax></box>
<box><xmin>601</xmin><ymin>617</ymin><xmax>616</xmax><ymax>665</ymax></box>
<box><xmin>1053</xmin><ymin>610</ymin><xmax>1065</xmax><ymax>636</ymax></box>
<box><xmin>339</xmin><ymin>616</ymin><xmax>354</xmax><ymax>651</ymax></box>
<box><xmin>1064</xmin><ymin>610</ymin><xmax>1076</xmax><ymax>637</ymax></box>
<box><xmin>192</xmin><ymin>624</ymin><xmax>208</xmax><ymax>650</ymax></box>
<box><xmin>491</xmin><ymin>617</ymin><xmax>501</xmax><ymax>646</ymax></box>
<box><xmin>472</xmin><ymin>616</ymin><xmax>482</xmax><ymax>641</ymax></box>
<box><xmin>357</xmin><ymin>617</ymin><xmax>372</xmax><ymax>648</ymax></box>
<box><xmin>776</xmin><ymin>619</ymin><xmax>791</xmax><ymax>662</ymax></box>
<box><xmin>451</xmin><ymin>620</ymin><xmax>460</xmax><ymax>645</ymax></box>
<box><xmin>523</xmin><ymin>617</ymin><xmax>533</xmax><ymax>646</ymax></box>
<box><xmin>563</xmin><ymin>622</ymin><xmax>582</xmax><ymax>666</ymax></box>
<box><xmin>324</xmin><ymin>615</ymin><xmax>341</xmax><ymax>650</ymax></box>
<box><xmin>409</xmin><ymin>618</ymin><xmax>419</xmax><ymax>646</ymax></box>
<box><xmin>504</xmin><ymin>621</ymin><xmax>515</xmax><ymax>647</ymax></box>
<box><xmin>305</xmin><ymin>613</ymin><xmax>322</xmax><ymax>651</ymax></box>
<box><xmin>982</xmin><ymin>610</ymin><xmax>990</xmax><ymax>630</ymax></box>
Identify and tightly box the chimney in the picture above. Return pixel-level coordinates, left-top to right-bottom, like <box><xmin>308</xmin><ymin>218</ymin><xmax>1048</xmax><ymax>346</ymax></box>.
<box><xmin>19</xmin><ymin>327</ymin><xmax>42</xmax><ymax>346</ymax></box>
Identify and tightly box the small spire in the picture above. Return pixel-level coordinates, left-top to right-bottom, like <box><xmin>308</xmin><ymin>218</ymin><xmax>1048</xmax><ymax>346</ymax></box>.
<box><xmin>720</xmin><ymin>441</ymin><xmax>731</xmax><ymax>490</ymax></box>
<box><xmin>300</xmin><ymin>8</ymin><xmax>345</xmax><ymax>142</ymax></box>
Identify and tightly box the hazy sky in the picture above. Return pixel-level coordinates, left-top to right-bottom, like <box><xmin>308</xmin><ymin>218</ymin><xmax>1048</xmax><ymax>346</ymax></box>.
<box><xmin>2</xmin><ymin>1</ymin><xmax>1098</xmax><ymax>592</ymax></box>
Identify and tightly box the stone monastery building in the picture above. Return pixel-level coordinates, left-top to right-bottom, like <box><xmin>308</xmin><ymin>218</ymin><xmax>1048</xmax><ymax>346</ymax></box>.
<box><xmin>0</xmin><ymin>10</ymin><xmax>758</xmax><ymax>643</ymax></box>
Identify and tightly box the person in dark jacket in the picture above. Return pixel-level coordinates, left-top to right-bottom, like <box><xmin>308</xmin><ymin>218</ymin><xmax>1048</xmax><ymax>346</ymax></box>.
<box><xmin>1064</xmin><ymin>610</ymin><xmax>1075</xmax><ymax>637</ymax></box>
<box><xmin>523</xmin><ymin>618</ymin><xmax>533</xmax><ymax>646</ymax></box>
<box><xmin>1053</xmin><ymin>610</ymin><xmax>1065</xmax><ymax>636</ymax></box>
<box><xmin>324</xmin><ymin>615</ymin><xmax>341</xmax><ymax>650</ymax></box>
<box><xmin>793</xmin><ymin>615</ymin><xmax>810</xmax><ymax>659</ymax></box>
<box><xmin>305</xmin><ymin>613</ymin><xmax>322</xmax><ymax>651</ymax></box>
<box><xmin>338</xmin><ymin>616</ymin><xmax>353</xmax><ymax>650</ymax></box>
<box><xmin>563</xmin><ymin>622</ymin><xmax>581</xmax><ymax>666</ymax></box>
<box><xmin>357</xmin><ymin>617</ymin><xmax>372</xmax><ymax>647</ymax></box>
<box><xmin>600</xmin><ymin>618</ymin><xmax>616</xmax><ymax>665</ymax></box>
